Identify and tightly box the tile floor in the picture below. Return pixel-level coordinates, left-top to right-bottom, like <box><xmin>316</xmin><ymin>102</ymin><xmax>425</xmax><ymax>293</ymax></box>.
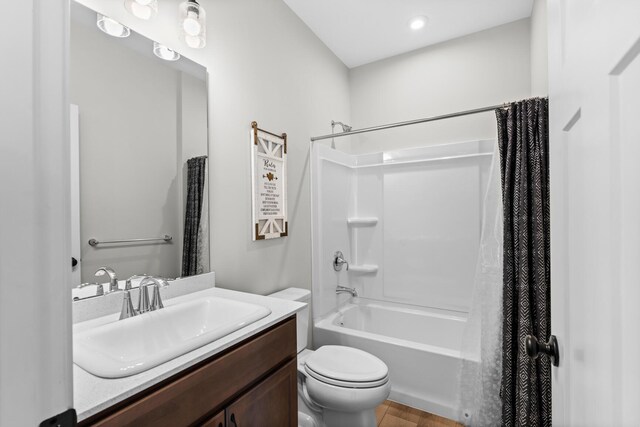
<box><xmin>375</xmin><ymin>400</ymin><xmax>462</xmax><ymax>427</ymax></box>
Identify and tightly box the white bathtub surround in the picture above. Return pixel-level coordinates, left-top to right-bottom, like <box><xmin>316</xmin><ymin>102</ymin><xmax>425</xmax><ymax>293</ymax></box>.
<box><xmin>311</xmin><ymin>140</ymin><xmax>493</xmax><ymax>319</ymax></box>
<box><xmin>311</xmin><ymin>140</ymin><xmax>499</xmax><ymax>421</ymax></box>
<box><xmin>457</xmin><ymin>142</ymin><xmax>504</xmax><ymax>426</ymax></box>
<box><xmin>314</xmin><ymin>298</ymin><xmax>466</xmax><ymax>419</ymax></box>
<box><xmin>73</xmin><ymin>285</ymin><xmax>305</xmax><ymax>421</ymax></box>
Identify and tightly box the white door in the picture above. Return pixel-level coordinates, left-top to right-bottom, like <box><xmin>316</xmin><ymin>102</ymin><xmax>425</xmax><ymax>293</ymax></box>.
<box><xmin>549</xmin><ymin>1</ymin><xmax>640</xmax><ymax>425</ymax></box>
<box><xmin>71</xmin><ymin>104</ymin><xmax>82</xmax><ymax>286</ymax></box>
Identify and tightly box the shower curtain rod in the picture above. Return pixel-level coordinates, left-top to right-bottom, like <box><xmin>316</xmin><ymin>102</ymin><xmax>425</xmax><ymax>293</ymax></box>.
<box><xmin>310</xmin><ymin>98</ymin><xmax>548</xmax><ymax>142</ymax></box>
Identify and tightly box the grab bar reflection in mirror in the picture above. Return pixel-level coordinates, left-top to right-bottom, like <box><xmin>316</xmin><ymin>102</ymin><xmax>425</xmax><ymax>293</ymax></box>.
<box><xmin>88</xmin><ymin>235</ymin><xmax>173</xmax><ymax>247</ymax></box>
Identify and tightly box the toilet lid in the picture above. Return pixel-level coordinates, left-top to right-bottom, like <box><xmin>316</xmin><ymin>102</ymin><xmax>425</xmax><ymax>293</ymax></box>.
<box><xmin>304</xmin><ymin>346</ymin><xmax>388</xmax><ymax>387</ymax></box>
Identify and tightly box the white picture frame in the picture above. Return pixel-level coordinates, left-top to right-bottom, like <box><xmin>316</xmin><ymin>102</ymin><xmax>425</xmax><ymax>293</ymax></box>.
<box><xmin>251</xmin><ymin>121</ymin><xmax>288</xmax><ymax>240</ymax></box>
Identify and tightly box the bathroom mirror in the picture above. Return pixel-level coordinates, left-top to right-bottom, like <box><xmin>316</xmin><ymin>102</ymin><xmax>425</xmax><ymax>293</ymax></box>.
<box><xmin>70</xmin><ymin>1</ymin><xmax>209</xmax><ymax>286</ymax></box>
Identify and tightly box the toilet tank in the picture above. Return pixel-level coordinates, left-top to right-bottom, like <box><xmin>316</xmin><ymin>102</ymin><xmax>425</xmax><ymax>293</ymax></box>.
<box><xmin>268</xmin><ymin>287</ymin><xmax>310</xmax><ymax>353</ymax></box>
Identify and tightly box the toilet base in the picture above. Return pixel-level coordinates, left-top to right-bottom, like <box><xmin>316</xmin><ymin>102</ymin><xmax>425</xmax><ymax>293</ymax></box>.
<box><xmin>298</xmin><ymin>382</ymin><xmax>322</xmax><ymax>427</ymax></box>
<box><xmin>322</xmin><ymin>409</ymin><xmax>376</xmax><ymax>427</ymax></box>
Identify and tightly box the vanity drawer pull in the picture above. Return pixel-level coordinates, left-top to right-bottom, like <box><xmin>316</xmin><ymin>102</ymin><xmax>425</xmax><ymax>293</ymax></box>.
<box><xmin>230</xmin><ymin>413</ymin><xmax>237</xmax><ymax>427</ymax></box>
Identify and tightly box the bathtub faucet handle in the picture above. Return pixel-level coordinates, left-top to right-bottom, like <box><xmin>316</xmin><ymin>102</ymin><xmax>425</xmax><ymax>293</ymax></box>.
<box><xmin>333</xmin><ymin>251</ymin><xmax>349</xmax><ymax>271</ymax></box>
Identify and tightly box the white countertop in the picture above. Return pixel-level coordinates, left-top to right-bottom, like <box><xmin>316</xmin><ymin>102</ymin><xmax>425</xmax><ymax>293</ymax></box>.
<box><xmin>73</xmin><ymin>286</ymin><xmax>305</xmax><ymax>421</ymax></box>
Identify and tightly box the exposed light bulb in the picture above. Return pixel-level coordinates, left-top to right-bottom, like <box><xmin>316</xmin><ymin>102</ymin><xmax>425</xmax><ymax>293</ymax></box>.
<box><xmin>180</xmin><ymin>1</ymin><xmax>206</xmax><ymax>49</ymax></box>
<box><xmin>409</xmin><ymin>16</ymin><xmax>428</xmax><ymax>31</ymax></box>
<box><xmin>153</xmin><ymin>42</ymin><xmax>181</xmax><ymax>61</ymax></box>
<box><xmin>183</xmin><ymin>15</ymin><xmax>202</xmax><ymax>36</ymax></box>
<box><xmin>185</xmin><ymin>35</ymin><xmax>205</xmax><ymax>49</ymax></box>
<box><xmin>124</xmin><ymin>0</ymin><xmax>158</xmax><ymax>21</ymax></box>
<box><xmin>97</xmin><ymin>14</ymin><xmax>130</xmax><ymax>37</ymax></box>
<box><xmin>131</xmin><ymin>3</ymin><xmax>152</xmax><ymax>20</ymax></box>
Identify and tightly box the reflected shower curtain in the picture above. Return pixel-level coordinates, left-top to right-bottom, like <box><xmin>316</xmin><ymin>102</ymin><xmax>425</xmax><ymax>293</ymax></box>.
<box><xmin>458</xmin><ymin>140</ymin><xmax>504</xmax><ymax>426</ymax></box>
<box><xmin>182</xmin><ymin>155</ymin><xmax>208</xmax><ymax>277</ymax></box>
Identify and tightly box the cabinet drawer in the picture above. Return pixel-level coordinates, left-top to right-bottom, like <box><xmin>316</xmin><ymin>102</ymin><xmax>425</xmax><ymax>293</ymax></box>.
<box><xmin>84</xmin><ymin>316</ymin><xmax>296</xmax><ymax>427</ymax></box>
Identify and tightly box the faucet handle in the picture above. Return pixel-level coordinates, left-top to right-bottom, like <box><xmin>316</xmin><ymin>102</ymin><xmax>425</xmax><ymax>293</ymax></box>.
<box><xmin>119</xmin><ymin>290</ymin><xmax>137</xmax><ymax>320</ymax></box>
<box><xmin>333</xmin><ymin>251</ymin><xmax>349</xmax><ymax>271</ymax></box>
<box><xmin>137</xmin><ymin>276</ymin><xmax>152</xmax><ymax>314</ymax></box>
<box><xmin>150</xmin><ymin>281</ymin><xmax>168</xmax><ymax>310</ymax></box>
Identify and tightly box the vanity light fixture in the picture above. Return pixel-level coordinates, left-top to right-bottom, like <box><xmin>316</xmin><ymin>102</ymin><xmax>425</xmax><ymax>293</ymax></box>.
<box><xmin>409</xmin><ymin>16</ymin><xmax>428</xmax><ymax>31</ymax></box>
<box><xmin>179</xmin><ymin>0</ymin><xmax>206</xmax><ymax>49</ymax></box>
<box><xmin>96</xmin><ymin>13</ymin><xmax>131</xmax><ymax>38</ymax></box>
<box><xmin>124</xmin><ymin>0</ymin><xmax>158</xmax><ymax>21</ymax></box>
<box><xmin>153</xmin><ymin>41</ymin><xmax>181</xmax><ymax>61</ymax></box>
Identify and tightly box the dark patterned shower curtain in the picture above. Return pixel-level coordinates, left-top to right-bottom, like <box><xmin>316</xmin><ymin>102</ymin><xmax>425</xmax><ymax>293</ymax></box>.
<box><xmin>182</xmin><ymin>156</ymin><xmax>207</xmax><ymax>277</ymax></box>
<box><xmin>496</xmin><ymin>98</ymin><xmax>551</xmax><ymax>426</ymax></box>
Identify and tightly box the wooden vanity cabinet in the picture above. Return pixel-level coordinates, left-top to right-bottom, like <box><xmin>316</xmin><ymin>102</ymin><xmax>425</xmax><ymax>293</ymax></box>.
<box><xmin>199</xmin><ymin>410</ymin><xmax>225</xmax><ymax>427</ymax></box>
<box><xmin>224</xmin><ymin>359</ymin><xmax>297</xmax><ymax>427</ymax></box>
<box><xmin>80</xmin><ymin>316</ymin><xmax>297</xmax><ymax>427</ymax></box>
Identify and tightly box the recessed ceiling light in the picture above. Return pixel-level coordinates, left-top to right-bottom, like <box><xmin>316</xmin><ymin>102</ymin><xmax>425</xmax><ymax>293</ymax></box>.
<box><xmin>409</xmin><ymin>16</ymin><xmax>428</xmax><ymax>31</ymax></box>
<box><xmin>153</xmin><ymin>42</ymin><xmax>181</xmax><ymax>61</ymax></box>
<box><xmin>96</xmin><ymin>13</ymin><xmax>130</xmax><ymax>38</ymax></box>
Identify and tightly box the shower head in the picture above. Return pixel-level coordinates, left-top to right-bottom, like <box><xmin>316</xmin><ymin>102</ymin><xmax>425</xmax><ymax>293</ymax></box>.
<box><xmin>331</xmin><ymin>120</ymin><xmax>352</xmax><ymax>133</ymax></box>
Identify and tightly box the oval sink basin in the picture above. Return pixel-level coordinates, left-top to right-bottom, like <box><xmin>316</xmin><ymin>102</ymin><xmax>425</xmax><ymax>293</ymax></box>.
<box><xmin>74</xmin><ymin>297</ymin><xmax>271</xmax><ymax>378</ymax></box>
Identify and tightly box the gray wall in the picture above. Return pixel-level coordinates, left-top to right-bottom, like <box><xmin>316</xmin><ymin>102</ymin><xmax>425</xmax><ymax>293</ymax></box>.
<box><xmin>531</xmin><ymin>0</ymin><xmax>549</xmax><ymax>96</ymax></box>
<box><xmin>70</xmin><ymin>17</ymin><xmax>207</xmax><ymax>282</ymax></box>
<box><xmin>348</xmin><ymin>19</ymin><xmax>533</xmax><ymax>153</ymax></box>
<box><xmin>77</xmin><ymin>0</ymin><xmax>352</xmax><ymax>295</ymax></box>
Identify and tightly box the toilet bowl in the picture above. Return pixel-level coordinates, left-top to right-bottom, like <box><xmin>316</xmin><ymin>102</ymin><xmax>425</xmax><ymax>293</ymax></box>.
<box><xmin>269</xmin><ymin>288</ymin><xmax>391</xmax><ymax>427</ymax></box>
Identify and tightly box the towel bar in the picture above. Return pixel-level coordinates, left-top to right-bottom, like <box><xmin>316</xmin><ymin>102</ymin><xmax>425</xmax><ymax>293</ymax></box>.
<box><xmin>88</xmin><ymin>235</ymin><xmax>172</xmax><ymax>247</ymax></box>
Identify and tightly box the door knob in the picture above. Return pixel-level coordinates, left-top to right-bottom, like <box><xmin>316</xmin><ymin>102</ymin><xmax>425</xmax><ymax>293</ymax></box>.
<box><xmin>525</xmin><ymin>334</ymin><xmax>559</xmax><ymax>367</ymax></box>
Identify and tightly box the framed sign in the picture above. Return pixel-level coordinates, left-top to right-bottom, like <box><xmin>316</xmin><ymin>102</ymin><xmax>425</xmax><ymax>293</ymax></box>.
<box><xmin>251</xmin><ymin>121</ymin><xmax>288</xmax><ymax>240</ymax></box>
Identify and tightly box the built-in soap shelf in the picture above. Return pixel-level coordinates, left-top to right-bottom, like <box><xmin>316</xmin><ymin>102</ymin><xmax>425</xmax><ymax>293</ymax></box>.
<box><xmin>347</xmin><ymin>217</ymin><xmax>378</xmax><ymax>226</ymax></box>
<box><xmin>349</xmin><ymin>264</ymin><xmax>379</xmax><ymax>274</ymax></box>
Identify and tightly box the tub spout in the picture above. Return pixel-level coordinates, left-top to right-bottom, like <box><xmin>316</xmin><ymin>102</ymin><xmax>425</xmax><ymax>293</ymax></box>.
<box><xmin>336</xmin><ymin>285</ymin><xmax>358</xmax><ymax>297</ymax></box>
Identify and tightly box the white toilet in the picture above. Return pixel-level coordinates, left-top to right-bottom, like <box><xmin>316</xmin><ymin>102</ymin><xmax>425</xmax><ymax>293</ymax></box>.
<box><xmin>269</xmin><ymin>288</ymin><xmax>391</xmax><ymax>427</ymax></box>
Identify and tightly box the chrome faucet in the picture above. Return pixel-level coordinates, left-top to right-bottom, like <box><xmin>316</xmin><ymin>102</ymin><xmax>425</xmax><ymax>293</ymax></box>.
<box><xmin>137</xmin><ymin>277</ymin><xmax>168</xmax><ymax>313</ymax></box>
<box><xmin>336</xmin><ymin>285</ymin><xmax>358</xmax><ymax>297</ymax></box>
<box><xmin>125</xmin><ymin>274</ymin><xmax>148</xmax><ymax>291</ymax></box>
<box><xmin>94</xmin><ymin>266</ymin><xmax>118</xmax><ymax>293</ymax></box>
<box><xmin>118</xmin><ymin>275</ymin><xmax>147</xmax><ymax>320</ymax></box>
<box><xmin>333</xmin><ymin>251</ymin><xmax>349</xmax><ymax>271</ymax></box>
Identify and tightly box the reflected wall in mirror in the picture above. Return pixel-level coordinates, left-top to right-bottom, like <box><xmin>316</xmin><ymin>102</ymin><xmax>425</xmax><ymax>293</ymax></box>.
<box><xmin>70</xmin><ymin>1</ymin><xmax>209</xmax><ymax>286</ymax></box>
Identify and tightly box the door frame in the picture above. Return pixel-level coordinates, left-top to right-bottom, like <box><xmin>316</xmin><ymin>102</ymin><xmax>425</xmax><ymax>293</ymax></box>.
<box><xmin>0</xmin><ymin>0</ymin><xmax>73</xmax><ymax>424</ymax></box>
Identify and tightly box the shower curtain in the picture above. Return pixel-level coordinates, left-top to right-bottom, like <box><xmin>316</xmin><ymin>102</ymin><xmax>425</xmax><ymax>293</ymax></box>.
<box><xmin>458</xmin><ymin>137</ymin><xmax>504</xmax><ymax>426</ymax></box>
<box><xmin>498</xmin><ymin>98</ymin><xmax>551</xmax><ymax>426</ymax></box>
<box><xmin>182</xmin><ymin>155</ymin><xmax>208</xmax><ymax>277</ymax></box>
<box><xmin>458</xmin><ymin>97</ymin><xmax>550</xmax><ymax>426</ymax></box>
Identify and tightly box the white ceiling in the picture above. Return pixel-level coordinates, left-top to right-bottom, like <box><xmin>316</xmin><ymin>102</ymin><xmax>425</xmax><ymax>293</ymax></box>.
<box><xmin>282</xmin><ymin>0</ymin><xmax>534</xmax><ymax>68</ymax></box>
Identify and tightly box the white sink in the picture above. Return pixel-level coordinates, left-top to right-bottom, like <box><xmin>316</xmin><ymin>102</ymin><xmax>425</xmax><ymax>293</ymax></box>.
<box><xmin>74</xmin><ymin>297</ymin><xmax>271</xmax><ymax>378</ymax></box>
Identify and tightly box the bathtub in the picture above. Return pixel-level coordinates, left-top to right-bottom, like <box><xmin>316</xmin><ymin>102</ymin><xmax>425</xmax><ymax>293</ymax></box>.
<box><xmin>313</xmin><ymin>297</ymin><xmax>467</xmax><ymax>421</ymax></box>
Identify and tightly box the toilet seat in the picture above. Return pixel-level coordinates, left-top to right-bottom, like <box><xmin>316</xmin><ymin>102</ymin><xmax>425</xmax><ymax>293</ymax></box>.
<box><xmin>304</xmin><ymin>345</ymin><xmax>389</xmax><ymax>389</ymax></box>
<box><xmin>305</xmin><ymin>365</ymin><xmax>389</xmax><ymax>388</ymax></box>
